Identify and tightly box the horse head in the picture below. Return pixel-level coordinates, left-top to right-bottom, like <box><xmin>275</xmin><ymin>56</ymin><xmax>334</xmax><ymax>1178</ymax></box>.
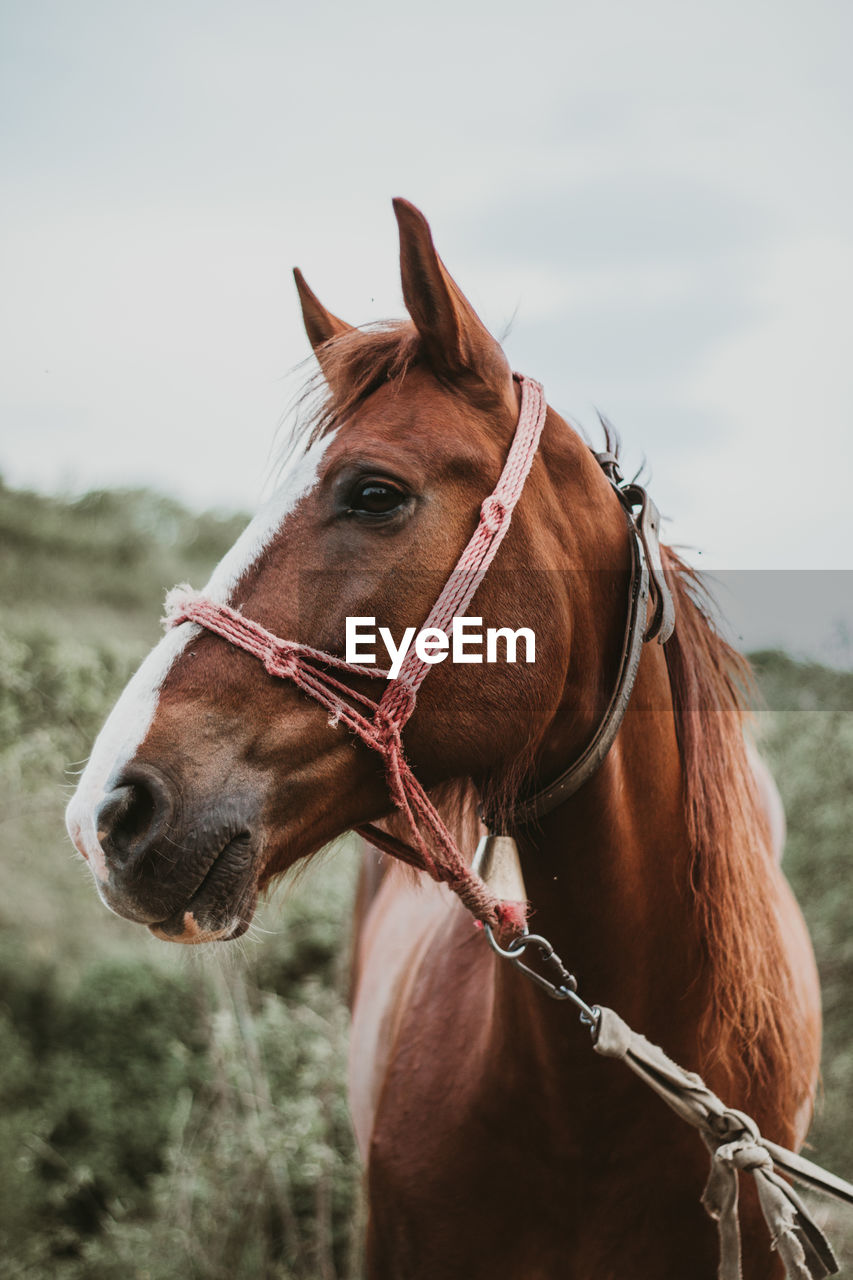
<box><xmin>65</xmin><ymin>199</ymin><xmax>631</xmax><ymax>944</ymax></box>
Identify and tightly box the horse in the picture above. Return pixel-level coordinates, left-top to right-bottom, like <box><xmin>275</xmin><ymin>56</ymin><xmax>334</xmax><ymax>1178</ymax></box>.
<box><xmin>66</xmin><ymin>198</ymin><xmax>822</xmax><ymax>1278</ymax></box>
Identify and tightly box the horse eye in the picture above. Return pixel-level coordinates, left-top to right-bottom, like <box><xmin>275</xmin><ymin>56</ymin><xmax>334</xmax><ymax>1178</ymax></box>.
<box><xmin>349</xmin><ymin>479</ymin><xmax>407</xmax><ymax>517</ymax></box>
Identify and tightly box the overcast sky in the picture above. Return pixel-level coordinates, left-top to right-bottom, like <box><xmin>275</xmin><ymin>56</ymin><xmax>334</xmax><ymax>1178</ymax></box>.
<box><xmin>2</xmin><ymin>1</ymin><xmax>851</xmax><ymax>659</ymax></box>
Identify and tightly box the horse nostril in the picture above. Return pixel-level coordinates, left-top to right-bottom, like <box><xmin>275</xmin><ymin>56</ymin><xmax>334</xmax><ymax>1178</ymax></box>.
<box><xmin>96</xmin><ymin>767</ymin><xmax>174</xmax><ymax>864</ymax></box>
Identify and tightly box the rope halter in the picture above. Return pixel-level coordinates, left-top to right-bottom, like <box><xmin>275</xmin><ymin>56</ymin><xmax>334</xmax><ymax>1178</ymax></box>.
<box><xmin>164</xmin><ymin>373</ymin><xmax>548</xmax><ymax>937</ymax></box>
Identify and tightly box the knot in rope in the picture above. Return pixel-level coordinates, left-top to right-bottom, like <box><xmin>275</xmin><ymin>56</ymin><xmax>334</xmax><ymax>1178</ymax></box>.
<box><xmin>162</xmin><ymin>583</ymin><xmax>200</xmax><ymax>629</ymax></box>
<box><xmin>480</xmin><ymin>494</ymin><xmax>508</xmax><ymax>536</ymax></box>
<box><xmin>371</xmin><ymin>707</ymin><xmax>404</xmax><ymax>755</ymax></box>
<box><xmin>379</xmin><ymin>679</ymin><xmax>417</xmax><ymax>729</ymax></box>
<box><xmin>371</xmin><ymin>712</ymin><xmax>409</xmax><ymax>805</ymax></box>
<box><xmin>713</xmin><ymin>1136</ymin><xmax>774</xmax><ymax>1175</ymax></box>
<box><xmin>261</xmin><ymin>640</ymin><xmax>299</xmax><ymax>681</ymax></box>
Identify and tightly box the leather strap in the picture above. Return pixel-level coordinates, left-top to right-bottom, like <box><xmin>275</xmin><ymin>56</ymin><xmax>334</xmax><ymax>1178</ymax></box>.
<box><xmin>511</xmin><ymin>528</ymin><xmax>649</xmax><ymax>824</ymax></box>
<box><xmin>621</xmin><ymin>481</ymin><xmax>675</xmax><ymax>642</ymax></box>
<box><xmin>510</xmin><ymin>452</ymin><xmax>674</xmax><ymax>826</ymax></box>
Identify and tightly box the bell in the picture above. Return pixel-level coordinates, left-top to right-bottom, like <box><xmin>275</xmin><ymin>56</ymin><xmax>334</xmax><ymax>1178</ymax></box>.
<box><xmin>471</xmin><ymin>834</ymin><xmax>527</xmax><ymax>904</ymax></box>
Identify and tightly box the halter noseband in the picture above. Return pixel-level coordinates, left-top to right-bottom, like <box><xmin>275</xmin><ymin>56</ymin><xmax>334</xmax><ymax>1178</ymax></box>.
<box><xmin>164</xmin><ymin>375</ymin><xmax>673</xmax><ymax>936</ymax></box>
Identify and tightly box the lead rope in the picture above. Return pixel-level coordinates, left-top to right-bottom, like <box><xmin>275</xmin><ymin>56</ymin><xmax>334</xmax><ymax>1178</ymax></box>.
<box><xmin>476</xmin><ymin>838</ymin><xmax>850</xmax><ymax>1280</ymax></box>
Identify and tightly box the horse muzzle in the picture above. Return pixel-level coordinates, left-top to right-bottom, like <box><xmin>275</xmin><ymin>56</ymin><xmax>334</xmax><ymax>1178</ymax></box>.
<box><xmin>67</xmin><ymin>764</ymin><xmax>261</xmax><ymax>943</ymax></box>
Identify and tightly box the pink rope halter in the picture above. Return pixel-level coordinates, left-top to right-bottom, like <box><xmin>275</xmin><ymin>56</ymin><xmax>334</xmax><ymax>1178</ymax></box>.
<box><xmin>164</xmin><ymin>374</ymin><xmax>547</xmax><ymax>936</ymax></box>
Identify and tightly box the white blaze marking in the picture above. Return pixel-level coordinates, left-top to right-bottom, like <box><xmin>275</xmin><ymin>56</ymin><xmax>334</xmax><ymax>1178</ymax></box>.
<box><xmin>65</xmin><ymin>623</ymin><xmax>199</xmax><ymax>883</ymax></box>
<box><xmin>65</xmin><ymin>431</ymin><xmax>335</xmax><ymax>880</ymax></box>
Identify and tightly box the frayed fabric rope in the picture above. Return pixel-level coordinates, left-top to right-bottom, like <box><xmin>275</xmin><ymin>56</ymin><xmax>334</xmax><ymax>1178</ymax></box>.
<box><xmin>594</xmin><ymin>1007</ymin><xmax>839</xmax><ymax>1279</ymax></box>
<box><xmin>163</xmin><ymin>373</ymin><xmax>547</xmax><ymax>937</ymax></box>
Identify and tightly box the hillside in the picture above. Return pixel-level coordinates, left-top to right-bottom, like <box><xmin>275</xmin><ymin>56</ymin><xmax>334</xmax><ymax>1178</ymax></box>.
<box><xmin>1</xmin><ymin>481</ymin><xmax>851</xmax><ymax>1277</ymax></box>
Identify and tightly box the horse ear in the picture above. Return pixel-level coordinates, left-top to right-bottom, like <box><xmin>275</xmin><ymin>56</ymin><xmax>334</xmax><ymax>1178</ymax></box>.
<box><xmin>393</xmin><ymin>198</ymin><xmax>515</xmax><ymax>412</ymax></box>
<box><xmin>293</xmin><ymin>268</ymin><xmax>355</xmax><ymax>382</ymax></box>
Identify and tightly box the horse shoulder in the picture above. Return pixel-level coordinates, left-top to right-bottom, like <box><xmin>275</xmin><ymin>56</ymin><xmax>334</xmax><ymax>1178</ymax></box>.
<box><xmin>348</xmin><ymin>859</ymin><xmax>452</xmax><ymax>1156</ymax></box>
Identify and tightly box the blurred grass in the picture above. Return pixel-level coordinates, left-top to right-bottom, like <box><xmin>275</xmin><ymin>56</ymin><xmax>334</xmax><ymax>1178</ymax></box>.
<box><xmin>0</xmin><ymin>478</ymin><xmax>850</xmax><ymax>1274</ymax></box>
<box><xmin>0</xmin><ymin>481</ymin><xmax>362</xmax><ymax>1278</ymax></box>
<box><xmin>751</xmin><ymin>652</ymin><xmax>853</xmax><ymax>1200</ymax></box>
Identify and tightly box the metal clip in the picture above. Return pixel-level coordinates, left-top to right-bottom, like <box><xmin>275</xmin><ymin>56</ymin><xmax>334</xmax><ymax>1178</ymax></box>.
<box><xmin>484</xmin><ymin>925</ymin><xmax>600</xmax><ymax>1029</ymax></box>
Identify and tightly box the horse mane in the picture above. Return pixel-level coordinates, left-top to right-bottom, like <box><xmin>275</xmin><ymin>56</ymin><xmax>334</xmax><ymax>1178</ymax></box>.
<box><xmin>661</xmin><ymin>548</ymin><xmax>805</xmax><ymax>1102</ymax></box>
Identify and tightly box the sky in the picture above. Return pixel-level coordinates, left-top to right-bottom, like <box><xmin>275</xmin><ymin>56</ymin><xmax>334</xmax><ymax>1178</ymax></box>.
<box><xmin>2</xmin><ymin>0</ymin><xmax>851</xmax><ymax>660</ymax></box>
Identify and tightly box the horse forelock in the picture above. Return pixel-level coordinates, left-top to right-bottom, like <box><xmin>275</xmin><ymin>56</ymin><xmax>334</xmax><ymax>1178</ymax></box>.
<box><xmin>281</xmin><ymin>322</ymin><xmax>422</xmax><ymax>465</ymax></box>
<box><xmin>282</xmin><ymin>318</ymin><xmax>522</xmax><ymax>470</ymax></box>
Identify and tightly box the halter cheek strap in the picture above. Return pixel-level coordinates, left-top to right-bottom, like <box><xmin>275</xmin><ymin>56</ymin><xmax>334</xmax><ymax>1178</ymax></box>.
<box><xmin>165</xmin><ymin>374</ymin><xmax>548</xmax><ymax>937</ymax></box>
<box><xmin>510</xmin><ymin>451</ymin><xmax>675</xmax><ymax>825</ymax></box>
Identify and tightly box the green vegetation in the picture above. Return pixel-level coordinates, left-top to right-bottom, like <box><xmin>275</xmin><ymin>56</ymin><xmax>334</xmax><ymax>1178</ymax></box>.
<box><xmin>751</xmin><ymin>653</ymin><xmax>853</xmax><ymax>1180</ymax></box>
<box><xmin>1</xmin><ymin>481</ymin><xmax>361</xmax><ymax>1278</ymax></box>
<box><xmin>1</xmin><ymin>480</ymin><xmax>851</xmax><ymax>1276</ymax></box>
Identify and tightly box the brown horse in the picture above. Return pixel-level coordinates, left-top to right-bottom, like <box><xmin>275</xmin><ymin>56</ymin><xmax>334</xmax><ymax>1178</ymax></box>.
<box><xmin>66</xmin><ymin>199</ymin><xmax>821</xmax><ymax>1278</ymax></box>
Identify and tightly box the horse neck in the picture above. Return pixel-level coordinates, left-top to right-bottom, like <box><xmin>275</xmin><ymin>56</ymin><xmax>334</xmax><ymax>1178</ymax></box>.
<box><xmin>482</xmin><ymin>416</ymin><xmax>706</xmax><ymax>1054</ymax></box>
<box><xmin>510</xmin><ymin>637</ymin><xmax>708</xmax><ymax>1056</ymax></box>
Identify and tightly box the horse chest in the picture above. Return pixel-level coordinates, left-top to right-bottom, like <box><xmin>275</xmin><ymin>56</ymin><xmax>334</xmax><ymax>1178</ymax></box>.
<box><xmin>364</xmin><ymin>1078</ymin><xmax>780</xmax><ymax>1280</ymax></box>
<box><xmin>353</xmin><ymin>879</ymin><xmax>786</xmax><ymax>1280</ymax></box>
